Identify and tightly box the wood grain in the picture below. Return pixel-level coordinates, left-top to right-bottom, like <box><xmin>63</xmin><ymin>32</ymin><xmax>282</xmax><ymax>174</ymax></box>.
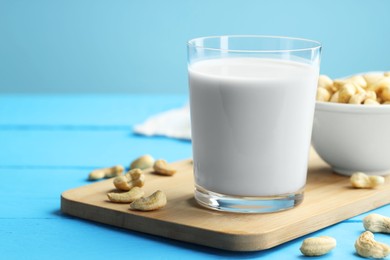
<box><xmin>61</xmin><ymin>149</ymin><xmax>390</xmax><ymax>251</ymax></box>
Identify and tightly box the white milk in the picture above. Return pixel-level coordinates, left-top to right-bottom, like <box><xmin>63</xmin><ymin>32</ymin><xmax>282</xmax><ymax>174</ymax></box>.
<box><xmin>189</xmin><ymin>58</ymin><xmax>318</xmax><ymax>197</ymax></box>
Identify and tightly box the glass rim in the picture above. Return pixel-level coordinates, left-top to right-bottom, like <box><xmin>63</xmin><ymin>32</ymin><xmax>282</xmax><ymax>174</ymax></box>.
<box><xmin>187</xmin><ymin>35</ymin><xmax>321</xmax><ymax>53</ymax></box>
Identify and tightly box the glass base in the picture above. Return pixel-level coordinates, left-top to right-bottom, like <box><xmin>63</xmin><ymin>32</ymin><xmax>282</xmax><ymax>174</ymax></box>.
<box><xmin>194</xmin><ymin>185</ymin><xmax>304</xmax><ymax>213</ymax></box>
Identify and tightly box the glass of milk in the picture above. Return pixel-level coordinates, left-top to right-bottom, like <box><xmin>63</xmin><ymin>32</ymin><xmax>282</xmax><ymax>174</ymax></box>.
<box><xmin>187</xmin><ymin>35</ymin><xmax>321</xmax><ymax>213</ymax></box>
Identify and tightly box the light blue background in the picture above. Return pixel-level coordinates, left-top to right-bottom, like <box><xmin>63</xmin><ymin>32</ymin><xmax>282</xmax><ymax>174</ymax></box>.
<box><xmin>1</xmin><ymin>0</ymin><xmax>389</xmax><ymax>93</ymax></box>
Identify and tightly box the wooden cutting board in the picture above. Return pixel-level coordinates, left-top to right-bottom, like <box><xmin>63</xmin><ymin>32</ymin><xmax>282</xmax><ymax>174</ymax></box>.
<box><xmin>61</xmin><ymin>149</ymin><xmax>390</xmax><ymax>251</ymax></box>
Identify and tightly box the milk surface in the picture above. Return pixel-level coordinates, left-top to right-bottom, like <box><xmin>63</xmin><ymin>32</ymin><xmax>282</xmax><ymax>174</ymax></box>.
<box><xmin>189</xmin><ymin>58</ymin><xmax>318</xmax><ymax>196</ymax></box>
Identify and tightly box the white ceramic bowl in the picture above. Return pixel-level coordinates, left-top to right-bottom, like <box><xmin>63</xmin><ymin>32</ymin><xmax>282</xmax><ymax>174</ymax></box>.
<box><xmin>312</xmin><ymin>101</ymin><xmax>390</xmax><ymax>176</ymax></box>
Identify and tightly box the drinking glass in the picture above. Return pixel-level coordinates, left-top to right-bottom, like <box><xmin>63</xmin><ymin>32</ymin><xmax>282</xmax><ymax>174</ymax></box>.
<box><xmin>187</xmin><ymin>35</ymin><xmax>321</xmax><ymax>213</ymax></box>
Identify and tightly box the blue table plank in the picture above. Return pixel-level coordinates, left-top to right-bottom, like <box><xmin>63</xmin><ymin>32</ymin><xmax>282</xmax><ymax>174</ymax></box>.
<box><xmin>2</xmin><ymin>218</ymin><xmax>388</xmax><ymax>259</ymax></box>
<box><xmin>0</xmin><ymin>130</ymin><xmax>192</xmax><ymax>167</ymax></box>
<box><xmin>1</xmin><ymin>169</ymin><xmax>389</xmax><ymax>259</ymax></box>
<box><xmin>1</xmin><ymin>95</ymin><xmax>390</xmax><ymax>260</ymax></box>
<box><xmin>0</xmin><ymin>94</ymin><xmax>188</xmax><ymax>126</ymax></box>
<box><xmin>0</xmin><ymin>169</ymin><xmax>88</xmax><ymax>218</ymax></box>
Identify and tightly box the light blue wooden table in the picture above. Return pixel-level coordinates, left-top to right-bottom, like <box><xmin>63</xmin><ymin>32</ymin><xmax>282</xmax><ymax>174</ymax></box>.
<box><xmin>1</xmin><ymin>95</ymin><xmax>389</xmax><ymax>259</ymax></box>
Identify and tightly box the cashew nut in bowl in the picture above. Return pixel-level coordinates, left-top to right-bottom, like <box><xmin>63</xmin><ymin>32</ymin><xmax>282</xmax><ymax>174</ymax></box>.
<box><xmin>347</xmin><ymin>75</ymin><xmax>368</xmax><ymax>88</ymax></box>
<box><xmin>107</xmin><ymin>187</ymin><xmax>145</xmax><ymax>203</ymax></box>
<box><xmin>318</xmin><ymin>75</ymin><xmax>334</xmax><ymax>92</ymax></box>
<box><xmin>316</xmin><ymin>73</ymin><xmax>390</xmax><ymax>105</ymax></box>
<box><xmin>366</xmin><ymin>90</ymin><xmax>377</xmax><ymax>101</ymax></box>
<box><xmin>130</xmin><ymin>154</ymin><xmax>155</xmax><ymax>170</ymax></box>
<box><xmin>316</xmin><ymin>87</ymin><xmax>331</xmax><ymax>102</ymax></box>
<box><xmin>329</xmin><ymin>91</ymin><xmax>340</xmax><ymax>103</ymax></box>
<box><xmin>338</xmin><ymin>83</ymin><xmax>357</xmax><ymax>103</ymax></box>
<box><xmin>364</xmin><ymin>99</ymin><xmax>380</xmax><ymax>105</ymax></box>
<box><xmin>381</xmin><ymin>85</ymin><xmax>390</xmax><ymax>102</ymax></box>
<box><xmin>333</xmin><ymin>79</ymin><xmax>347</xmax><ymax>90</ymax></box>
<box><xmin>363</xmin><ymin>73</ymin><xmax>384</xmax><ymax>87</ymax></box>
<box><xmin>355</xmin><ymin>231</ymin><xmax>390</xmax><ymax>258</ymax></box>
<box><xmin>130</xmin><ymin>190</ymin><xmax>167</xmax><ymax>211</ymax></box>
<box><xmin>299</xmin><ymin>236</ymin><xmax>336</xmax><ymax>256</ymax></box>
<box><xmin>364</xmin><ymin>214</ymin><xmax>390</xmax><ymax>234</ymax></box>
<box><xmin>349</xmin><ymin>92</ymin><xmax>367</xmax><ymax>104</ymax></box>
<box><xmin>113</xmin><ymin>168</ymin><xmax>145</xmax><ymax>191</ymax></box>
<box><xmin>88</xmin><ymin>165</ymin><xmax>124</xmax><ymax>180</ymax></box>
<box><xmin>371</xmin><ymin>77</ymin><xmax>390</xmax><ymax>93</ymax></box>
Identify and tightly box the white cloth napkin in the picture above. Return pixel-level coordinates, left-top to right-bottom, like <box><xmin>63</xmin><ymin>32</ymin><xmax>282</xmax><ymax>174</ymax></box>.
<box><xmin>133</xmin><ymin>105</ymin><xmax>191</xmax><ymax>140</ymax></box>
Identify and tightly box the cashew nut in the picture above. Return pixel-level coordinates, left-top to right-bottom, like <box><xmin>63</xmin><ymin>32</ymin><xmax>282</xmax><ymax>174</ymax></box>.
<box><xmin>381</xmin><ymin>85</ymin><xmax>390</xmax><ymax>102</ymax></box>
<box><xmin>130</xmin><ymin>154</ymin><xmax>155</xmax><ymax>170</ymax></box>
<box><xmin>317</xmin><ymin>74</ymin><xmax>390</xmax><ymax>105</ymax></box>
<box><xmin>299</xmin><ymin>236</ymin><xmax>336</xmax><ymax>256</ymax></box>
<box><xmin>355</xmin><ymin>231</ymin><xmax>390</xmax><ymax>258</ymax></box>
<box><xmin>364</xmin><ymin>98</ymin><xmax>380</xmax><ymax>105</ymax></box>
<box><xmin>113</xmin><ymin>168</ymin><xmax>145</xmax><ymax>191</ymax></box>
<box><xmin>130</xmin><ymin>190</ymin><xmax>167</xmax><ymax>211</ymax></box>
<box><xmin>370</xmin><ymin>77</ymin><xmax>390</xmax><ymax>93</ymax></box>
<box><xmin>350</xmin><ymin>172</ymin><xmax>385</xmax><ymax>189</ymax></box>
<box><xmin>88</xmin><ymin>165</ymin><xmax>124</xmax><ymax>180</ymax></box>
<box><xmin>330</xmin><ymin>91</ymin><xmax>340</xmax><ymax>103</ymax></box>
<box><xmin>107</xmin><ymin>187</ymin><xmax>145</xmax><ymax>203</ymax></box>
<box><xmin>334</xmin><ymin>78</ymin><xmax>366</xmax><ymax>90</ymax></box>
<box><xmin>364</xmin><ymin>74</ymin><xmax>384</xmax><ymax>88</ymax></box>
<box><xmin>318</xmin><ymin>75</ymin><xmax>334</xmax><ymax>92</ymax></box>
<box><xmin>338</xmin><ymin>83</ymin><xmax>357</xmax><ymax>103</ymax></box>
<box><xmin>349</xmin><ymin>92</ymin><xmax>367</xmax><ymax>104</ymax></box>
<box><xmin>316</xmin><ymin>87</ymin><xmax>331</xmax><ymax>102</ymax></box>
<box><xmin>333</xmin><ymin>79</ymin><xmax>347</xmax><ymax>89</ymax></box>
<box><xmin>347</xmin><ymin>75</ymin><xmax>368</xmax><ymax>88</ymax></box>
<box><xmin>364</xmin><ymin>214</ymin><xmax>390</xmax><ymax>234</ymax></box>
<box><xmin>366</xmin><ymin>90</ymin><xmax>377</xmax><ymax>101</ymax></box>
<box><xmin>153</xmin><ymin>159</ymin><xmax>177</xmax><ymax>176</ymax></box>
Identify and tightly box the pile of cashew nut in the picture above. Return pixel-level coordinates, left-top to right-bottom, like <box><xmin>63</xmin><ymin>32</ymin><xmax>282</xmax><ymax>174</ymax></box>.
<box><xmin>317</xmin><ymin>72</ymin><xmax>390</xmax><ymax>105</ymax></box>
<box><xmin>300</xmin><ymin>172</ymin><xmax>388</xmax><ymax>257</ymax></box>
<box><xmin>88</xmin><ymin>154</ymin><xmax>178</xmax><ymax>211</ymax></box>
<box><xmin>300</xmin><ymin>214</ymin><xmax>390</xmax><ymax>258</ymax></box>
<box><xmin>88</xmin><ymin>157</ymin><xmax>389</xmax><ymax>254</ymax></box>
